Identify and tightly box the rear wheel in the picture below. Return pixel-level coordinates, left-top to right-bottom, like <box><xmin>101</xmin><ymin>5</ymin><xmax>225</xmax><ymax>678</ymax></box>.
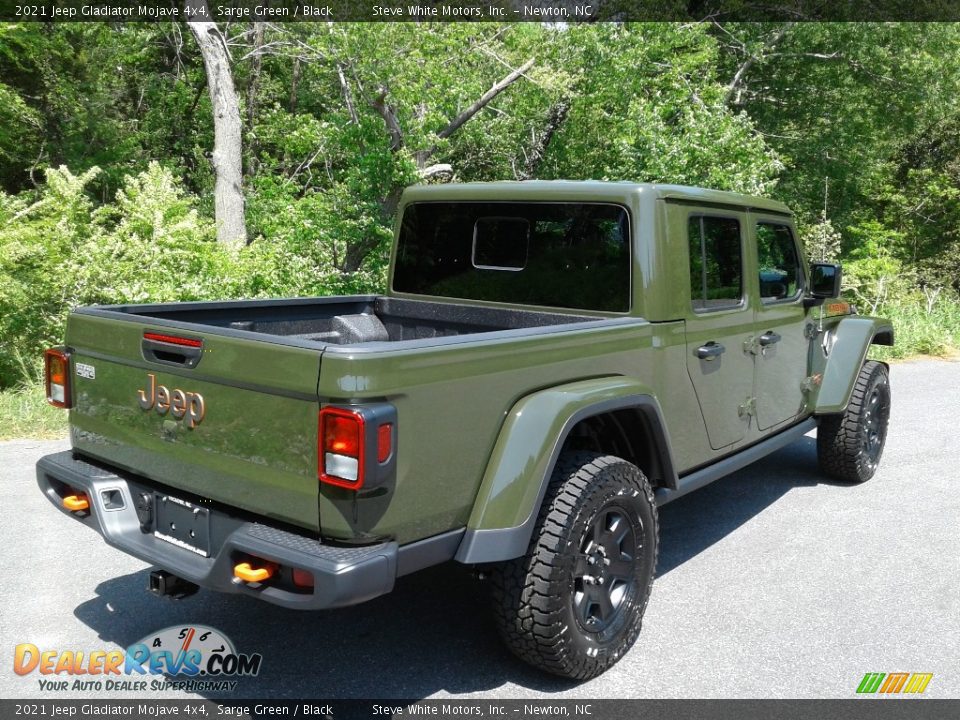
<box><xmin>489</xmin><ymin>451</ymin><xmax>658</xmax><ymax>680</ymax></box>
<box><xmin>817</xmin><ymin>360</ymin><xmax>891</xmax><ymax>483</ymax></box>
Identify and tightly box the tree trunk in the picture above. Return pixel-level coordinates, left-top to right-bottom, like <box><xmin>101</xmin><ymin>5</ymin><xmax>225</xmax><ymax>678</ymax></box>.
<box><xmin>187</xmin><ymin>2</ymin><xmax>247</xmax><ymax>249</ymax></box>
<box><xmin>357</xmin><ymin>59</ymin><xmax>535</xmax><ymax>273</ymax></box>
<box><xmin>518</xmin><ymin>99</ymin><xmax>569</xmax><ymax>180</ymax></box>
<box><xmin>290</xmin><ymin>57</ymin><xmax>302</xmax><ymax>113</ymax></box>
<box><xmin>245</xmin><ymin>21</ymin><xmax>265</xmax><ymax>178</ymax></box>
<box><xmin>724</xmin><ymin>23</ymin><xmax>794</xmax><ymax>107</ymax></box>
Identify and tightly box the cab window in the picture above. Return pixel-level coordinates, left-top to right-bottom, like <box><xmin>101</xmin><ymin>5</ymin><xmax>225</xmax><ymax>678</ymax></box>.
<box><xmin>394</xmin><ymin>202</ymin><xmax>631</xmax><ymax>312</ymax></box>
<box><xmin>688</xmin><ymin>216</ymin><xmax>743</xmax><ymax>311</ymax></box>
<box><xmin>756</xmin><ymin>223</ymin><xmax>802</xmax><ymax>302</ymax></box>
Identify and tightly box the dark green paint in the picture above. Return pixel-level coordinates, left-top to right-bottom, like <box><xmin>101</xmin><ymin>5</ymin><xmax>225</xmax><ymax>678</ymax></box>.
<box><xmin>809</xmin><ymin>315</ymin><xmax>893</xmax><ymax>414</ymax></box>
<box><xmin>60</xmin><ymin>182</ymin><xmax>891</xmax><ymax>546</ymax></box>
<box><xmin>467</xmin><ymin>377</ymin><xmax>664</xmax><ymax>533</ymax></box>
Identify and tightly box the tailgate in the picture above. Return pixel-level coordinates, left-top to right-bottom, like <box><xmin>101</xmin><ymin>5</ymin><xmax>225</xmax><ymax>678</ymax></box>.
<box><xmin>64</xmin><ymin>312</ymin><xmax>322</xmax><ymax>531</ymax></box>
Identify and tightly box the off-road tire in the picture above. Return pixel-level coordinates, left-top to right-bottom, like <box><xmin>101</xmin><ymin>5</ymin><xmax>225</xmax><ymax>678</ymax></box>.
<box><xmin>817</xmin><ymin>360</ymin><xmax>891</xmax><ymax>483</ymax></box>
<box><xmin>489</xmin><ymin>451</ymin><xmax>658</xmax><ymax>680</ymax></box>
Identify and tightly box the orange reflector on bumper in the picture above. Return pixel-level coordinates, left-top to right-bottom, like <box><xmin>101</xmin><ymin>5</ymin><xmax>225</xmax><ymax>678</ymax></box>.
<box><xmin>292</xmin><ymin>568</ymin><xmax>315</xmax><ymax>588</ymax></box>
<box><xmin>63</xmin><ymin>494</ymin><xmax>90</xmax><ymax>512</ymax></box>
<box><xmin>233</xmin><ymin>561</ymin><xmax>277</xmax><ymax>583</ymax></box>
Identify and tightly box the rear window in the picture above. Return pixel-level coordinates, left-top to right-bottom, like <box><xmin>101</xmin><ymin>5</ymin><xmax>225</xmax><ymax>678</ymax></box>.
<box><xmin>393</xmin><ymin>202</ymin><xmax>631</xmax><ymax>312</ymax></box>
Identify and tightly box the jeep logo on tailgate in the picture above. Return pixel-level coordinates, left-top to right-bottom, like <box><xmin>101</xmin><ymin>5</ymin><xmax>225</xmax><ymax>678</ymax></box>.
<box><xmin>137</xmin><ymin>373</ymin><xmax>206</xmax><ymax>428</ymax></box>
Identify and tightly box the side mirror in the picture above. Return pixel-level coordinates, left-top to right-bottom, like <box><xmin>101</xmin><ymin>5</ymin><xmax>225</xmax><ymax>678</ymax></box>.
<box><xmin>805</xmin><ymin>262</ymin><xmax>842</xmax><ymax>306</ymax></box>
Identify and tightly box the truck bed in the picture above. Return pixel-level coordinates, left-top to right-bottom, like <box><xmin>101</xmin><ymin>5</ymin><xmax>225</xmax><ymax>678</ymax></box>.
<box><xmin>63</xmin><ymin>293</ymin><xmax>642</xmax><ymax>539</ymax></box>
<box><xmin>88</xmin><ymin>295</ymin><xmax>603</xmax><ymax>347</ymax></box>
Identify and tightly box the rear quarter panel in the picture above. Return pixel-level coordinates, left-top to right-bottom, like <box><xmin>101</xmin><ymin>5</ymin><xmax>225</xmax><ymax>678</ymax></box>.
<box><xmin>316</xmin><ymin>318</ymin><xmax>708</xmax><ymax>544</ymax></box>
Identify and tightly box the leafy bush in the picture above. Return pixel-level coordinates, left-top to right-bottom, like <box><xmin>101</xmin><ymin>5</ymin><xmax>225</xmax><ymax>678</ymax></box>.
<box><xmin>0</xmin><ymin>164</ymin><xmax>233</xmax><ymax>386</ymax></box>
<box><xmin>868</xmin><ymin>292</ymin><xmax>960</xmax><ymax>360</ymax></box>
<box><xmin>839</xmin><ymin>224</ymin><xmax>915</xmax><ymax>315</ymax></box>
<box><xmin>801</xmin><ymin>216</ymin><xmax>842</xmax><ymax>263</ymax></box>
<box><xmin>0</xmin><ymin>163</ymin><xmax>386</xmax><ymax>389</ymax></box>
<box><xmin>0</xmin><ymin>166</ymin><xmax>99</xmax><ymax>387</ymax></box>
<box><xmin>0</xmin><ymin>383</ymin><xmax>67</xmax><ymax>440</ymax></box>
<box><xmin>76</xmin><ymin>163</ymin><xmax>228</xmax><ymax>304</ymax></box>
<box><xmin>3</xmin><ymin>159</ymin><xmax>959</xmax><ymax>391</ymax></box>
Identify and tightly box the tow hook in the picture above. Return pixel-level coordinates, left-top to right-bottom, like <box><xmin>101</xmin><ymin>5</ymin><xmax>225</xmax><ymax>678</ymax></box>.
<box><xmin>148</xmin><ymin>570</ymin><xmax>199</xmax><ymax>600</ymax></box>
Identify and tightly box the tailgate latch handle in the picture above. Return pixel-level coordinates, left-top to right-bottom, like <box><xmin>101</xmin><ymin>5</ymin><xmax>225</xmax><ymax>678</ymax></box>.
<box><xmin>141</xmin><ymin>332</ymin><xmax>203</xmax><ymax>369</ymax></box>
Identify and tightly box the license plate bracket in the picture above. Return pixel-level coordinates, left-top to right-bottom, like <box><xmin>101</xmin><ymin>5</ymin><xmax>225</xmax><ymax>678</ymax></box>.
<box><xmin>154</xmin><ymin>494</ymin><xmax>210</xmax><ymax>557</ymax></box>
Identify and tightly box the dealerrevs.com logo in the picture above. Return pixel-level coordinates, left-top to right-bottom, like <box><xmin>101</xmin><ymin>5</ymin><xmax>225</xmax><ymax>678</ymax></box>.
<box><xmin>13</xmin><ymin>625</ymin><xmax>262</xmax><ymax>693</ymax></box>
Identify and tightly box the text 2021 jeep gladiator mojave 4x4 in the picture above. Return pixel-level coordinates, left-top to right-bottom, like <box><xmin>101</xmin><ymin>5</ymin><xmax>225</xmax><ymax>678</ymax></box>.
<box><xmin>37</xmin><ymin>181</ymin><xmax>893</xmax><ymax>680</ymax></box>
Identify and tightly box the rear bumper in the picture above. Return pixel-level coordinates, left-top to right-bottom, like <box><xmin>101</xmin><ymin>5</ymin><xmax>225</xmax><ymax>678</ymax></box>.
<box><xmin>36</xmin><ymin>451</ymin><xmax>398</xmax><ymax>610</ymax></box>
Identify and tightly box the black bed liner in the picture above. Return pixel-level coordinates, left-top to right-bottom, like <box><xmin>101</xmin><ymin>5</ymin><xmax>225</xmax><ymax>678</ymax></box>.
<box><xmin>98</xmin><ymin>295</ymin><xmax>603</xmax><ymax>345</ymax></box>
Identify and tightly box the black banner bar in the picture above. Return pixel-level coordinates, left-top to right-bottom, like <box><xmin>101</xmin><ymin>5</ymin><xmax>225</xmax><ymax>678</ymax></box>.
<box><xmin>3</xmin><ymin>0</ymin><xmax>960</xmax><ymax>23</ymax></box>
<box><xmin>3</xmin><ymin>699</ymin><xmax>960</xmax><ymax>720</ymax></box>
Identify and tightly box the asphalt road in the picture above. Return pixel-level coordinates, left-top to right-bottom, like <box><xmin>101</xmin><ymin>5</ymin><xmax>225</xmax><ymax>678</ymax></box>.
<box><xmin>1</xmin><ymin>358</ymin><xmax>957</xmax><ymax>701</ymax></box>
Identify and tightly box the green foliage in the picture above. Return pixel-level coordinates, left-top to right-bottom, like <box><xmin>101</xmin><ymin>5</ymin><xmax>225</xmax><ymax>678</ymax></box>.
<box><xmin>78</xmin><ymin>163</ymin><xmax>227</xmax><ymax>304</ymax></box>
<box><xmin>2</xmin><ymin>21</ymin><xmax>960</xmax><ymax>394</ymax></box>
<box><xmin>0</xmin><ymin>80</ymin><xmax>42</xmax><ymax>176</ymax></box>
<box><xmin>0</xmin><ymin>163</ymin><xmax>360</xmax><ymax>387</ymax></box>
<box><xmin>867</xmin><ymin>293</ymin><xmax>960</xmax><ymax>361</ymax></box>
<box><xmin>850</xmin><ymin>115</ymin><xmax>960</xmax><ymax>293</ymax></box>
<box><xmin>0</xmin><ymin>159</ymin><xmax>395</xmax><ymax>387</ymax></box>
<box><xmin>840</xmin><ymin>225</ymin><xmax>914</xmax><ymax>315</ymax></box>
<box><xmin>536</xmin><ymin>24</ymin><xmax>781</xmax><ymax>192</ymax></box>
<box><xmin>0</xmin><ymin>165</ymin><xmax>99</xmax><ymax>386</ymax></box>
<box><xmin>238</xmin><ymin>23</ymin><xmax>777</xmax><ymax>272</ymax></box>
<box><xmin>0</xmin><ymin>383</ymin><xmax>67</xmax><ymax>440</ymax></box>
<box><xmin>801</xmin><ymin>216</ymin><xmax>842</xmax><ymax>263</ymax></box>
<box><xmin>715</xmin><ymin>23</ymin><xmax>960</xmax><ymax>227</ymax></box>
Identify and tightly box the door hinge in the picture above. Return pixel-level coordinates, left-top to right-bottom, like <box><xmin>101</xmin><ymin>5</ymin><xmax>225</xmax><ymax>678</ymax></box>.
<box><xmin>738</xmin><ymin>397</ymin><xmax>757</xmax><ymax>418</ymax></box>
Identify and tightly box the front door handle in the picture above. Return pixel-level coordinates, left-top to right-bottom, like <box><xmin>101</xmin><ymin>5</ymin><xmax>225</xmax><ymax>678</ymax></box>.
<box><xmin>759</xmin><ymin>331</ymin><xmax>782</xmax><ymax>347</ymax></box>
<box><xmin>696</xmin><ymin>342</ymin><xmax>726</xmax><ymax>360</ymax></box>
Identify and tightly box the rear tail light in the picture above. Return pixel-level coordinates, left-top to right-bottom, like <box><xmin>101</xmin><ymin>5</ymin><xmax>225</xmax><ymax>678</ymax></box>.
<box><xmin>319</xmin><ymin>405</ymin><xmax>397</xmax><ymax>490</ymax></box>
<box><xmin>377</xmin><ymin>424</ymin><xmax>393</xmax><ymax>463</ymax></box>
<box><xmin>320</xmin><ymin>408</ymin><xmax>365</xmax><ymax>489</ymax></box>
<box><xmin>44</xmin><ymin>348</ymin><xmax>72</xmax><ymax>409</ymax></box>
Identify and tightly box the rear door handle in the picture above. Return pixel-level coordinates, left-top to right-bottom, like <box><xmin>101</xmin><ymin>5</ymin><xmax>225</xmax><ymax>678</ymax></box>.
<box><xmin>759</xmin><ymin>331</ymin><xmax>782</xmax><ymax>347</ymax></box>
<box><xmin>696</xmin><ymin>342</ymin><xmax>726</xmax><ymax>360</ymax></box>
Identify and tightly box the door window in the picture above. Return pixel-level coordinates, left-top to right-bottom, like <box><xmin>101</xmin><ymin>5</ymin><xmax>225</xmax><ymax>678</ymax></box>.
<box><xmin>688</xmin><ymin>216</ymin><xmax>743</xmax><ymax>311</ymax></box>
<box><xmin>756</xmin><ymin>223</ymin><xmax>802</xmax><ymax>302</ymax></box>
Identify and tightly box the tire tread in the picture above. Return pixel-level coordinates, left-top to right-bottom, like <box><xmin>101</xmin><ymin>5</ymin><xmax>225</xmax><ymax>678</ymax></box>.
<box><xmin>489</xmin><ymin>451</ymin><xmax>658</xmax><ymax>680</ymax></box>
<box><xmin>817</xmin><ymin>360</ymin><xmax>889</xmax><ymax>483</ymax></box>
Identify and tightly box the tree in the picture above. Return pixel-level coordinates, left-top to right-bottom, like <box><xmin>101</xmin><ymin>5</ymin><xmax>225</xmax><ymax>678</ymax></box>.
<box><xmin>711</xmin><ymin>22</ymin><xmax>960</xmax><ymax>228</ymax></box>
<box><xmin>187</xmin><ymin>0</ymin><xmax>247</xmax><ymax>249</ymax></box>
<box><xmin>535</xmin><ymin>23</ymin><xmax>780</xmax><ymax>194</ymax></box>
<box><xmin>243</xmin><ymin>24</ymin><xmax>542</xmax><ymax>274</ymax></box>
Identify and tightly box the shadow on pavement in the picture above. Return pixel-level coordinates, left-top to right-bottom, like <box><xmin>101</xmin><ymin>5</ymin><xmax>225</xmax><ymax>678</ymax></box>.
<box><xmin>73</xmin><ymin>437</ymin><xmax>844</xmax><ymax>699</ymax></box>
<box><xmin>657</xmin><ymin>436</ymin><xmax>848</xmax><ymax>576</ymax></box>
<box><xmin>74</xmin><ymin>562</ymin><xmax>577</xmax><ymax>699</ymax></box>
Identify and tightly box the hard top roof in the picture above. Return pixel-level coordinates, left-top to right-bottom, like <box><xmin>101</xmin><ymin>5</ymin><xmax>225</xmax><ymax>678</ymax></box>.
<box><xmin>400</xmin><ymin>180</ymin><xmax>792</xmax><ymax>215</ymax></box>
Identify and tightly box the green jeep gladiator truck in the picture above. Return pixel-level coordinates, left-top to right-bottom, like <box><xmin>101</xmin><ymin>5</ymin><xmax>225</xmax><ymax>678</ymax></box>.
<box><xmin>37</xmin><ymin>181</ymin><xmax>893</xmax><ymax>679</ymax></box>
